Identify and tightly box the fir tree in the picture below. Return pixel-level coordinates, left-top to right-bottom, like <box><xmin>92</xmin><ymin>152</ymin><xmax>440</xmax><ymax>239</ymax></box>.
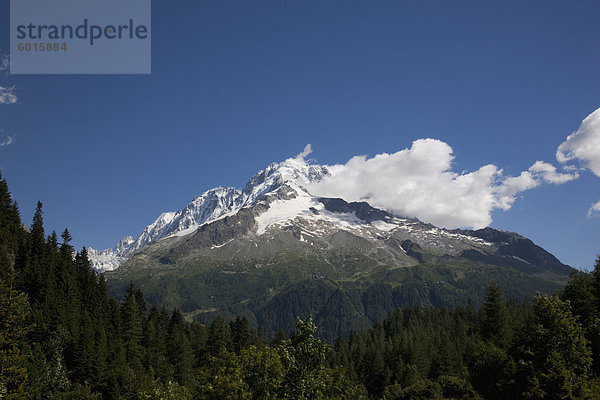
<box><xmin>166</xmin><ymin>309</ymin><xmax>194</xmax><ymax>385</ymax></box>
<box><xmin>480</xmin><ymin>281</ymin><xmax>510</xmax><ymax>347</ymax></box>
<box><xmin>208</xmin><ymin>316</ymin><xmax>232</xmax><ymax>355</ymax></box>
<box><xmin>120</xmin><ymin>282</ymin><xmax>144</xmax><ymax>372</ymax></box>
<box><xmin>231</xmin><ymin>316</ymin><xmax>251</xmax><ymax>354</ymax></box>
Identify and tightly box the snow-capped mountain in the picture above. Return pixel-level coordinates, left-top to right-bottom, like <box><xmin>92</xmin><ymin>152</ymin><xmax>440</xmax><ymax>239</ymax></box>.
<box><xmin>89</xmin><ymin>151</ymin><xmax>571</xmax><ymax>280</ymax></box>
<box><xmin>96</xmin><ymin>151</ymin><xmax>573</xmax><ymax>342</ymax></box>
<box><xmin>88</xmin><ymin>155</ymin><xmax>330</xmax><ymax>272</ymax></box>
<box><xmin>95</xmin><ymin>151</ymin><xmax>573</xmax><ymax>342</ymax></box>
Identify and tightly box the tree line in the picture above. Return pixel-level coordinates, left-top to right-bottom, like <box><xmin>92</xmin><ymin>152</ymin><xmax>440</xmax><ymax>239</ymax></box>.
<box><xmin>1</xmin><ymin>172</ymin><xmax>600</xmax><ymax>399</ymax></box>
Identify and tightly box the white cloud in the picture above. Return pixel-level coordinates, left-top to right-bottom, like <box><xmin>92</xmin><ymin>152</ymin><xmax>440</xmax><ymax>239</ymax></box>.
<box><xmin>588</xmin><ymin>200</ymin><xmax>600</xmax><ymax>218</ymax></box>
<box><xmin>0</xmin><ymin>86</ymin><xmax>17</xmax><ymax>104</ymax></box>
<box><xmin>307</xmin><ymin>139</ymin><xmax>570</xmax><ymax>229</ymax></box>
<box><xmin>492</xmin><ymin>170</ymin><xmax>538</xmax><ymax>210</ymax></box>
<box><xmin>299</xmin><ymin>107</ymin><xmax>598</xmax><ymax>227</ymax></box>
<box><xmin>557</xmin><ymin>107</ymin><xmax>600</xmax><ymax>177</ymax></box>
<box><xmin>296</xmin><ymin>144</ymin><xmax>313</xmax><ymax>160</ymax></box>
<box><xmin>528</xmin><ymin>161</ymin><xmax>579</xmax><ymax>184</ymax></box>
<box><xmin>490</xmin><ymin>162</ymin><xmax>577</xmax><ymax>211</ymax></box>
<box><xmin>0</xmin><ymin>136</ymin><xmax>15</xmax><ymax>148</ymax></box>
<box><xmin>555</xmin><ymin>107</ymin><xmax>600</xmax><ymax>216</ymax></box>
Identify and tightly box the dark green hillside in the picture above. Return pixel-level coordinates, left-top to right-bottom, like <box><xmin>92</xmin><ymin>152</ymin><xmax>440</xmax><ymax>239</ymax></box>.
<box><xmin>107</xmin><ymin>244</ymin><xmax>570</xmax><ymax>342</ymax></box>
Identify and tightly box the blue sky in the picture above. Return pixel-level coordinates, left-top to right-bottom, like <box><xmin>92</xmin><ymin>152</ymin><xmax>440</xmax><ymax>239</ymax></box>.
<box><xmin>0</xmin><ymin>0</ymin><xmax>599</xmax><ymax>269</ymax></box>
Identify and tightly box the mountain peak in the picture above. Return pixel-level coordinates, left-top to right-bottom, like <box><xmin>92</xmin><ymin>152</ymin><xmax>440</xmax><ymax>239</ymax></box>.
<box><xmin>88</xmin><ymin>153</ymin><xmax>330</xmax><ymax>272</ymax></box>
<box><xmin>240</xmin><ymin>157</ymin><xmax>328</xmax><ymax>203</ymax></box>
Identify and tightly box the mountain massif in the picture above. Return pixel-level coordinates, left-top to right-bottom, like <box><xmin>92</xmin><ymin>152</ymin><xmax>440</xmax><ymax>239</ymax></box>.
<box><xmin>92</xmin><ymin>155</ymin><xmax>573</xmax><ymax>340</ymax></box>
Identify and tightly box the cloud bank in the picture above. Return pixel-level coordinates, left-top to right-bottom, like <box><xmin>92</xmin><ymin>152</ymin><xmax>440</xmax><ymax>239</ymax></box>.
<box><xmin>306</xmin><ymin>139</ymin><xmax>577</xmax><ymax>229</ymax></box>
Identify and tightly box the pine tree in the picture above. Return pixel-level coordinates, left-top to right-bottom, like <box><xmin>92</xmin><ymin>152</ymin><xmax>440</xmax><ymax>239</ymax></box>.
<box><xmin>121</xmin><ymin>283</ymin><xmax>144</xmax><ymax>372</ymax></box>
<box><xmin>481</xmin><ymin>282</ymin><xmax>510</xmax><ymax>347</ymax></box>
<box><xmin>0</xmin><ymin>173</ymin><xmax>22</xmax><ymax>282</ymax></box>
<box><xmin>61</xmin><ymin>228</ymin><xmax>72</xmax><ymax>248</ymax></box>
<box><xmin>144</xmin><ymin>305</ymin><xmax>168</xmax><ymax>379</ymax></box>
<box><xmin>19</xmin><ymin>201</ymin><xmax>46</xmax><ymax>303</ymax></box>
<box><xmin>231</xmin><ymin>316</ymin><xmax>251</xmax><ymax>354</ymax></box>
<box><xmin>91</xmin><ymin>324</ymin><xmax>109</xmax><ymax>395</ymax></box>
<box><xmin>60</xmin><ymin>231</ymin><xmax>82</xmax><ymax>345</ymax></box>
<box><xmin>166</xmin><ymin>309</ymin><xmax>193</xmax><ymax>385</ymax></box>
<box><xmin>29</xmin><ymin>202</ymin><xmax>45</xmax><ymax>263</ymax></box>
<box><xmin>208</xmin><ymin>316</ymin><xmax>232</xmax><ymax>355</ymax></box>
<box><xmin>72</xmin><ymin>313</ymin><xmax>96</xmax><ymax>383</ymax></box>
<box><xmin>189</xmin><ymin>320</ymin><xmax>208</xmax><ymax>368</ymax></box>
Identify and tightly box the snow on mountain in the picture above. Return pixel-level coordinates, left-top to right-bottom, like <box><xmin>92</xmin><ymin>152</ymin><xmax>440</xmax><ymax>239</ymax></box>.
<box><xmin>87</xmin><ymin>236</ymin><xmax>135</xmax><ymax>272</ymax></box>
<box><xmin>254</xmin><ymin>185</ymin><xmax>384</xmax><ymax>236</ymax></box>
<box><xmin>236</xmin><ymin>157</ymin><xmax>328</xmax><ymax>208</ymax></box>
<box><xmin>115</xmin><ymin>236</ymin><xmax>135</xmax><ymax>253</ymax></box>
<box><xmin>88</xmin><ymin>155</ymin><xmax>330</xmax><ymax>272</ymax></box>
<box><xmin>252</xmin><ymin>183</ymin><xmax>493</xmax><ymax>254</ymax></box>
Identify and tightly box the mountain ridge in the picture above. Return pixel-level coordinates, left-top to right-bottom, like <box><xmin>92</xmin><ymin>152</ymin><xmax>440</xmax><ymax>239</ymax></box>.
<box><xmin>88</xmin><ymin>156</ymin><xmax>329</xmax><ymax>271</ymax></box>
<box><xmin>90</xmin><ymin>152</ymin><xmax>572</xmax><ymax>278</ymax></box>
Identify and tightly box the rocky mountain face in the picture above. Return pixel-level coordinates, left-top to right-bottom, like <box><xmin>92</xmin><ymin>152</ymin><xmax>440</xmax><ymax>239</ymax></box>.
<box><xmin>88</xmin><ymin>157</ymin><xmax>328</xmax><ymax>271</ymax></box>
<box><xmin>95</xmin><ymin>154</ymin><xmax>573</xmax><ymax>341</ymax></box>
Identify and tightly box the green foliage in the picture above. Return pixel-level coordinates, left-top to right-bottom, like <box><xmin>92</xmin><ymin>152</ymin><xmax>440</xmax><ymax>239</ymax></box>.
<box><xmin>512</xmin><ymin>294</ymin><xmax>592</xmax><ymax>399</ymax></box>
<box><xmin>467</xmin><ymin>341</ymin><xmax>514</xmax><ymax>399</ymax></box>
<box><xmin>522</xmin><ymin>294</ymin><xmax>591</xmax><ymax>375</ymax></box>
<box><xmin>166</xmin><ymin>309</ymin><xmax>193</xmax><ymax>385</ymax></box>
<box><xmin>239</xmin><ymin>345</ymin><xmax>286</xmax><ymax>399</ymax></box>
<box><xmin>231</xmin><ymin>316</ymin><xmax>252</xmax><ymax>354</ymax></box>
<box><xmin>276</xmin><ymin>315</ymin><xmax>366</xmax><ymax>399</ymax></box>
<box><xmin>480</xmin><ymin>282</ymin><xmax>510</xmax><ymax>347</ymax></box>
<box><xmin>141</xmin><ymin>380</ymin><xmax>192</xmax><ymax>400</ymax></box>
<box><xmin>0</xmin><ymin>279</ymin><xmax>32</xmax><ymax>399</ymax></box>
<box><xmin>207</xmin><ymin>315</ymin><xmax>232</xmax><ymax>355</ymax></box>
<box><xmin>121</xmin><ymin>282</ymin><xmax>144</xmax><ymax>371</ymax></box>
<box><xmin>278</xmin><ymin>315</ymin><xmax>330</xmax><ymax>399</ymax></box>
<box><xmin>437</xmin><ymin>375</ymin><xmax>481</xmax><ymax>400</ymax></box>
<box><xmin>383</xmin><ymin>379</ymin><xmax>442</xmax><ymax>400</ymax></box>
<box><xmin>195</xmin><ymin>349</ymin><xmax>252</xmax><ymax>400</ymax></box>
